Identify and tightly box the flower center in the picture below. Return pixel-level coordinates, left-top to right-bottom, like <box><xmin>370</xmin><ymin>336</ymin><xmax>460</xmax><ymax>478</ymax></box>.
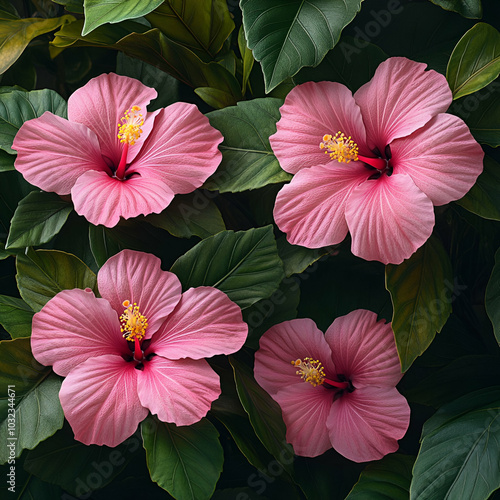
<box><xmin>320</xmin><ymin>132</ymin><xmax>359</xmax><ymax>163</ymax></box>
<box><xmin>115</xmin><ymin>106</ymin><xmax>143</xmax><ymax>180</ymax></box>
<box><xmin>292</xmin><ymin>357</ymin><xmax>350</xmax><ymax>390</ymax></box>
<box><xmin>120</xmin><ymin>300</ymin><xmax>148</xmax><ymax>342</ymax></box>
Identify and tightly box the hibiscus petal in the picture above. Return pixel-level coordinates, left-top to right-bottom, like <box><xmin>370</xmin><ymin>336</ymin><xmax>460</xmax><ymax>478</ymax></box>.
<box><xmin>354</xmin><ymin>57</ymin><xmax>452</xmax><ymax>149</ymax></box>
<box><xmin>324</xmin><ymin>309</ymin><xmax>402</xmax><ymax>389</ymax></box>
<box><xmin>326</xmin><ymin>387</ymin><xmax>410</xmax><ymax>462</ymax></box>
<box><xmin>59</xmin><ymin>354</ymin><xmax>148</xmax><ymax>446</ymax></box>
<box><xmin>345</xmin><ymin>173</ymin><xmax>435</xmax><ymax>265</ymax></box>
<box><xmin>137</xmin><ymin>356</ymin><xmax>220</xmax><ymax>426</ymax></box>
<box><xmin>130</xmin><ymin>103</ymin><xmax>223</xmax><ymax>194</ymax></box>
<box><xmin>148</xmin><ymin>287</ymin><xmax>247</xmax><ymax>359</ymax></box>
<box><xmin>270</xmin><ymin>81</ymin><xmax>369</xmax><ymax>175</ymax></box>
<box><xmin>273</xmin><ymin>162</ymin><xmax>369</xmax><ymax>248</ymax></box>
<box><xmin>273</xmin><ymin>384</ymin><xmax>334</xmax><ymax>457</ymax></box>
<box><xmin>12</xmin><ymin>112</ymin><xmax>108</xmax><ymax>195</ymax></box>
<box><xmin>31</xmin><ymin>288</ymin><xmax>127</xmax><ymax>377</ymax></box>
<box><xmin>390</xmin><ymin>113</ymin><xmax>484</xmax><ymax>205</ymax></box>
<box><xmin>71</xmin><ymin>170</ymin><xmax>175</xmax><ymax>227</ymax></box>
<box><xmin>97</xmin><ymin>249</ymin><xmax>182</xmax><ymax>338</ymax></box>
<box><xmin>254</xmin><ymin>318</ymin><xmax>336</xmax><ymax>397</ymax></box>
<box><xmin>67</xmin><ymin>73</ymin><xmax>157</xmax><ymax>166</ymax></box>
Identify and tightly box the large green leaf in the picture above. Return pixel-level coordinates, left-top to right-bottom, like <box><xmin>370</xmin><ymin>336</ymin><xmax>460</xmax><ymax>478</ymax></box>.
<box><xmin>456</xmin><ymin>156</ymin><xmax>500</xmax><ymax>221</ymax></box>
<box><xmin>170</xmin><ymin>226</ymin><xmax>284</xmax><ymax>309</ymax></box>
<box><xmin>0</xmin><ymin>338</ymin><xmax>64</xmax><ymax>463</ymax></box>
<box><xmin>0</xmin><ymin>295</ymin><xmax>33</xmax><ymax>338</ymax></box>
<box><xmin>146</xmin><ymin>0</ymin><xmax>234</xmax><ymax>60</ymax></box>
<box><xmin>204</xmin><ymin>98</ymin><xmax>291</xmax><ymax>193</ymax></box>
<box><xmin>0</xmin><ymin>89</ymin><xmax>67</xmax><ymax>154</ymax></box>
<box><xmin>385</xmin><ymin>236</ymin><xmax>453</xmax><ymax>372</ymax></box>
<box><xmin>429</xmin><ymin>0</ymin><xmax>482</xmax><ymax>19</ymax></box>
<box><xmin>6</xmin><ymin>192</ymin><xmax>73</xmax><ymax>249</ymax></box>
<box><xmin>229</xmin><ymin>354</ymin><xmax>294</xmax><ymax>475</ymax></box>
<box><xmin>411</xmin><ymin>387</ymin><xmax>500</xmax><ymax>500</ymax></box>
<box><xmin>142</xmin><ymin>416</ymin><xmax>223</xmax><ymax>500</ymax></box>
<box><xmin>24</xmin><ymin>423</ymin><xmax>132</xmax><ymax>496</ymax></box>
<box><xmin>486</xmin><ymin>247</ymin><xmax>500</xmax><ymax>344</ymax></box>
<box><xmin>346</xmin><ymin>453</ymin><xmax>415</xmax><ymax>500</ymax></box>
<box><xmin>241</xmin><ymin>0</ymin><xmax>363</xmax><ymax>92</ymax></box>
<box><xmin>0</xmin><ymin>15</ymin><xmax>75</xmax><ymax>74</ymax></box>
<box><xmin>82</xmin><ymin>0</ymin><xmax>163</xmax><ymax>35</ymax></box>
<box><xmin>0</xmin><ymin>149</ymin><xmax>14</xmax><ymax>172</ymax></box>
<box><xmin>16</xmin><ymin>249</ymin><xmax>97</xmax><ymax>312</ymax></box>
<box><xmin>447</xmin><ymin>23</ymin><xmax>500</xmax><ymax>100</ymax></box>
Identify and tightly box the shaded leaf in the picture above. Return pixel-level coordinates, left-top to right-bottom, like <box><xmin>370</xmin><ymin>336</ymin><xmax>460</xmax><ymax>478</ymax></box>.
<box><xmin>82</xmin><ymin>0</ymin><xmax>163</xmax><ymax>35</ymax></box>
<box><xmin>204</xmin><ymin>98</ymin><xmax>291</xmax><ymax>192</ymax></box>
<box><xmin>411</xmin><ymin>387</ymin><xmax>500</xmax><ymax>500</ymax></box>
<box><xmin>456</xmin><ymin>156</ymin><xmax>500</xmax><ymax>221</ymax></box>
<box><xmin>346</xmin><ymin>453</ymin><xmax>415</xmax><ymax>500</ymax></box>
<box><xmin>429</xmin><ymin>0</ymin><xmax>482</xmax><ymax>19</ymax></box>
<box><xmin>0</xmin><ymin>295</ymin><xmax>33</xmax><ymax>338</ymax></box>
<box><xmin>170</xmin><ymin>226</ymin><xmax>284</xmax><ymax>309</ymax></box>
<box><xmin>6</xmin><ymin>192</ymin><xmax>73</xmax><ymax>249</ymax></box>
<box><xmin>277</xmin><ymin>237</ymin><xmax>330</xmax><ymax>277</ymax></box>
<box><xmin>16</xmin><ymin>249</ymin><xmax>97</xmax><ymax>312</ymax></box>
<box><xmin>385</xmin><ymin>236</ymin><xmax>453</xmax><ymax>372</ymax></box>
<box><xmin>0</xmin><ymin>15</ymin><xmax>75</xmax><ymax>74</ymax></box>
<box><xmin>241</xmin><ymin>0</ymin><xmax>363</xmax><ymax>92</ymax></box>
<box><xmin>142</xmin><ymin>416</ymin><xmax>223</xmax><ymax>500</ymax></box>
<box><xmin>195</xmin><ymin>87</ymin><xmax>238</xmax><ymax>109</ymax></box>
<box><xmin>52</xmin><ymin>0</ymin><xmax>84</xmax><ymax>14</ymax></box>
<box><xmin>238</xmin><ymin>25</ymin><xmax>254</xmax><ymax>94</ymax></box>
<box><xmin>146</xmin><ymin>0</ymin><xmax>234</xmax><ymax>60</ymax></box>
<box><xmin>0</xmin><ymin>338</ymin><xmax>64</xmax><ymax>462</ymax></box>
<box><xmin>0</xmin><ymin>149</ymin><xmax>14</xmax><ymax>172</ymax></box>
<box><xmin>447</xmin><ymin>23</ymin><xmax>500</xmax><ymax>99</ymax></box>
<box><xmin>486</xmin><ymin>247</ymin><xmax>500</xmax><ymax>344</ymax></box>
<box><xmin>0</xmin><ymin>89</ymin><xmax>67</xmax><ymax>154</ymax></box>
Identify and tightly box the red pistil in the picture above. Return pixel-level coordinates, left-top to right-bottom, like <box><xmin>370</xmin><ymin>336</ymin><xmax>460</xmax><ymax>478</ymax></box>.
<box><xmin>115</xmin><ymin>142</ymin><xmax>129</xmax><ymax>180</ymax></box>
<box><xmin>357</xmin><ymin>154</ymin><xmax>387</xmax><ymax>171</ymax></box>
<box><xmin>323</xmin><ymin>377</ymin><xmax>349</xmax><ymax>389</ymax></box>
<box><xmin>134</xmin><ymin>338</ymin><xmax>143</xmax><ymax>361</ymax></box>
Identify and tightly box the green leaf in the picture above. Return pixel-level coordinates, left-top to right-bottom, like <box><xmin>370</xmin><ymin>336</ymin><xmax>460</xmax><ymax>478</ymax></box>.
<box><xmin>170</xmin><ymin>226</ymin><xmax>284</xmax><ymax>309</ymax></box>
<box><xmin>6</xmin><ymin>192</ymin><xmax>73</xmax><ymax>249</ymax></box>
<box><xmin>229</xmin><ymin>354</ymin><xmax>294</xmax><ymax>475</ymax></box>
<box><xmin>82</xmin><ymin>0</ymin><xmax>163</xmax><ymax>36</ymax></box>
<box><xmin>429</xmin><ymin>0</ymin><xmax>482</xmax><ymax>19</ymax></box>
<box><xmin>0</xmin><ymin>338</ymin><xmax>64</xmax><ymax>463</ymax></box>
<box><xmin>52</xmin><ymin>0</ymin><xmax>84</xmax><ymax>14</ymax></box>
<box><xmin>204</xmin><ymin>98</ymin><xmax>291</xmax><ymax>193</ymax></box>
<box><xmin>385</xmin><ymin>236</ymin><xmax>453</xmax><ymax>371</ymax></box>
<box><xmin>195</xmin><ymin>87</ymin><xmax>238</xmax><ymax>109</ymax></box>
<box><xmin>456</xmin><ymin>156</ymin><xmax>500</xmax><ymax>221</ymax></box>
<box><xmin>277</xmin><ymin>237</ymin><xmax>329</xmax><ymax>277</ymax></box>
<box><xmin>238</xmin><ymin>25</ymin><xmax>254</xmax><ymax>94</ymax></box>
<box><xmin>0</xmin><ymin>15</ymin><xmax>75</xmax><ymax>74</ymax></box>
<box><xmin>0</xmin><ymin>0</ymin><xmax>19</xmax><ymax>20</ymax></box>
<box><xmin>146</xmin><ymin>0</ymin><xmax>234</xmax><ymax>60</ymax></box>
<box><xmin>144</xmin><ymin>193</ymin><xmax>225</xmax><ymax>239</ymax></box>
<box><xmin>0</xmin><ymin>295</ymin><xmax>33</xmax><ymax>338</ymax></box>
<box><xmin>16</xmin><ymin>249</ymin><xmax>97</xmax><ymax>312</ymax></box>
<box><xmin>451</xmin><ymin>80</ymin><xmax>500</xmax><ymax>147</ymax></box>
<box><xmin>142</xmin><ymin>416</ymin><xmax>223</xmax><ymax>500</ymax></box>
<box><xmin>0</xmin><ymin>149</ymin><xmax>14</xmax><ymax>172</ymax></box>
<box><xmin>346</xmin><ymin>454</ymin><xmax>415</xmax><ymax>500</ymax></box>
<box><xmin>241</xmin><ymin>0</ymin><xmax>363</xmax><ymax>92</ymax></box>
<box><xmin>0</xmin><ymin>89</ymin><xmax>67</xmax><ymax>154</ymax></box>
<box><xmin>486</xmin><ymin>247</ymin><xmax>500</xmax><ymax>344</ymax></box>
<box><xmin>447</xmin><ymin>23</ymin><xmax>500</xmax><ymax>100</ymax></box>
<box><xmin>24</xmin><ymin>422</ymin><xmax>132</xmax><ymax>496</ymax></box>
<box><xmin>411</xmin><ymin>387</ymin><xmax>500</xmax><ymax>500</ymax></box>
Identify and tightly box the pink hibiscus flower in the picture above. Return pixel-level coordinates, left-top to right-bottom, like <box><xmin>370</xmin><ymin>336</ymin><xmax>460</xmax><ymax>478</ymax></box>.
<box><xmin>254</xmin><ymin>310</ymin><xmax>410</xmax><ymax>462</ymax></box>
<box><xmin>30</xmin><ymin>249</ymin><xmax>248</xmax><ymax>447</ymax></box>
<box><xmin>13</xmin><ymin>73</ymin><xmax>223</xmax><ymax>227</ymax></box>
<box><xmin>270</xmin><ymin>57</ymin><xmax>483</xmax><ymax>264</ymax></box>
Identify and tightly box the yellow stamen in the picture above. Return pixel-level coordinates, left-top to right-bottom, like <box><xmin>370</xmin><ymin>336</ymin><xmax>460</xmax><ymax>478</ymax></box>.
<box><xmin>292</xmin><ymin>358</ymin><xmax>325</xmax><ymax>387</ymax></box>
<box><xmin>120</xmin><ymin>300</ymin><xmax>148</xmax><ymax>342</ymax></box>
<box><xmin>117</xmin><ymin>106</ymin><xmax>144</xmax><ymax>146</ymax></box>
<box><xmin>320</xmin><ymin>131</ymin><xmax>359</xmax><ymax>163</ymax></box>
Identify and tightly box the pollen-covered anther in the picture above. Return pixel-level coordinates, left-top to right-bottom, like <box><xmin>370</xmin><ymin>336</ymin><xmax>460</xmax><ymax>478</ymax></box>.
<box><xmin>320</xmin><ymin>131</ymin><xmax>359</xmax><ymax>163</ymax></box>
<box><xmin>292</xmin><ymin>357</ymin><xmax>326</xmax><ymax>387</ymax></box>
<box><xmin>117</xmin><ymin>105</ymin><xmax>144</xmax><ymax>146</ymax></box>
<box><xmin>120</xmin><ymin>300</ymin><xmax>148</xmax><ymax>342</ymax></box>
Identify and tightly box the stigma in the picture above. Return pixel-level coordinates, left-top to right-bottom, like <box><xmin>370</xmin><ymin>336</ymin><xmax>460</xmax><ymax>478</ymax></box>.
<box><xmin>292</xmin><ymin>358</ymin><xmax>325</xmax><ymax>387</ymax></box>
<box><xmin>320</xmin><ymin>132</ymin><xmax>359</xmax><ymax>163</ymax></box>
<box><xmin>117</xmin><ymin>106</ymin><xmax>144</xmax><ymax>146</ymax></box>
<box><xmin>120</xmin><ymin>300</ymin><xmax>148</xmax><ymax>342</ymax></box>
